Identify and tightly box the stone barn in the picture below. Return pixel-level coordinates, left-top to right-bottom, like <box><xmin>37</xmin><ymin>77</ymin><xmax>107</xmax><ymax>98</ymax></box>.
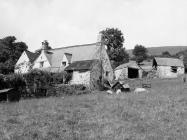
<box><xmin>115</xmin><ymin>61</ymin><xmax>152</xmax><ymax>80</ymax></box>
<box><xmin>65</xmin><ymin>60</ymin><xmax>101</xmax><ymax>89</ymax></box>
<box><xmin>153</xmin><ymin>57</ymin><xmax>184</xmax><ymax>78</ymax></box>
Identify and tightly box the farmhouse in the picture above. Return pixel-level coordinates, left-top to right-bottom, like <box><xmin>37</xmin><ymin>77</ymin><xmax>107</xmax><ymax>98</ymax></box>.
<box><xmin>15</xmin><ymin>40</ymin><xmax>113</xmax><ymax>88</ymax></box>
<box><xmin>14</xmin><ymin>50</ymin><xmax>39</xmax><ymax>73</ymax></box>
<box><xmin>114</xmin><ymin>61</ymin><xmax>152</xmax><ymax>80</ymax></box>
<box><xmin>153</xmin><ymin>57</ymin><xmax>184</xmax><ymax>78</ymax></box>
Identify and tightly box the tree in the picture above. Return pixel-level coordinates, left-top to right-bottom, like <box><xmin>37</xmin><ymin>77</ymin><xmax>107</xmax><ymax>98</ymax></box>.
<box><xmin>100</xmin><ymin>28</ymin><xmax>129</xmax><ymax>68</ymax></box>
<box><xmin>162</xmin><ymin>51</ymin><xmax>171</xmax><ymax>57</ymax></box>
<box><xmin>133</xmin><ymin>44</ymin><xmax>148</xmax><ymax>64</ymax></box>
<box><xmin>0</xmin><ymin>36</ymin><xmax>28</xmax><ymax>74</ymax></box>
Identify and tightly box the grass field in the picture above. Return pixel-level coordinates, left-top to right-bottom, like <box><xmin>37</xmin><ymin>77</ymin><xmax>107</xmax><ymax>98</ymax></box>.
<box><xmin>0</xmin><ymin>78</ymin><xmax>187</xmax><ymax>140</ymax></box>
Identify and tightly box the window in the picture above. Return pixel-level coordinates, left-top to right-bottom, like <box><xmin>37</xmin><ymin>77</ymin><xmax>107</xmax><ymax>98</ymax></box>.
<box><xmin>62</xmin><ymin>61</ymin><xmax>66</xmax><ymax>67</ymax></box>
<box><xmin>171</xmin><ymin>66</ymin><xmax>177</xmax><ymax>73</ymax></box>
<box><xmin>40</xmin><ymin>61</ymin><xmax>44</xmax><ymax>68</ymax></box>
<box><xmin>106</xmin><ymin>71</ymin><xmax>109</xmax><ymax>77</ymax></box>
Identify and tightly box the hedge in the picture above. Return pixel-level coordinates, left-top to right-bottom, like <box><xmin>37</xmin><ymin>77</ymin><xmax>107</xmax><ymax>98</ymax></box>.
<box><xmin>0</xmin><ymin>69</ymin><xmax>90</xmax><ymax>101</ymax></box>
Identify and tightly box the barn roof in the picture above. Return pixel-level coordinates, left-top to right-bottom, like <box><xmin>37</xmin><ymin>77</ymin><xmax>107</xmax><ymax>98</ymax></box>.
<box><xmin>154</xmin><ymin>57</ymin><xmax>184</xmax><ymax>67</ymax></box>
<box><xmin>115</xmin><ymin>61</ymin><xmax>153</xmax><ymax>71</ymax></box>
<box><xmin>46</xmin><ymin>43</ymin><xmax>101</xmax><ymax>68</ymax></box>
<box><xmin>65</xmin><ymin>60</ymin><xmax>99</xmax><ymax>71</ymax></box>
<box><xmin>25</xmin><ymin>50</ymin><xmax>40</xmax><ymax>63</ymax></box>
<box><xmin>115</xmin><ymin>61</ymin><xmax>137</xmax><ymax>70</ymax></box>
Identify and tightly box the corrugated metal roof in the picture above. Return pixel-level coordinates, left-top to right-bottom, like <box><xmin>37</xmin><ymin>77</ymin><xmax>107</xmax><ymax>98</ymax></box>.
<box><xmin>154</xmin><ymin>57</ymin><xmax>184</xmax><ymax>67</ymax></box>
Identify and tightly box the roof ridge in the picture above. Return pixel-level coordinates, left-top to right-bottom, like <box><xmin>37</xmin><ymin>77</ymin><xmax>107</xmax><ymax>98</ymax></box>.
<box><xmin>51</xmin><ymin>43</ymin><xmax>98</xmax><ymax>50</ymax></box>
<box><xmin>155</xmin><ymin>57</ymin><xmax>180</xmax><ymax>60</ymax></box>
<box><xmin>25</xmin><ymin>50</ymin><xmax>35</xmax><ymax>54</ymax></box>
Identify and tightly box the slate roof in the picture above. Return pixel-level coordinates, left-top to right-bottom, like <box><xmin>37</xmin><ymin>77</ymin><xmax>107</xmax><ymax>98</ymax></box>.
<box><xmin>25</xmin><ymin>50</ymin><xmax>39</xmax><ymax>63</ymax></box>
<box><xmin>45</xmin><ymin>43</ymin><xmax>101</xmax><ymax>68</ymax></box>
<box><xmin>64</xmin><ymin>53</ymin><xmax>72</xmax><ymax>63</ymax></box>
<box><xmin>154</xmin><ymin>57</ymin><xmax>184</xmax><ymax>67</ymax></box>
<box><xmin>65</xmin><ymin>60</ymin><xmax>99</xmax><ymax>71</ymax></box>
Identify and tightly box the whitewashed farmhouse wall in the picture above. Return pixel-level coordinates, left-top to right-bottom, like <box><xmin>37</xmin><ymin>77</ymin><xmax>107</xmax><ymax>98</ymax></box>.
<box><xmin>15</xmin><ymin>51</ymin><xmax>31</xmax><ymax>73</ymax></box>
<box><xmin>32</xmin><ymin>50</ymin><xmax>50</xmax><ymax>69</ymax></box>
<box><xmin>70</xmin><ymin>71</ymin><xmax>90</xmax><ymax>86</ymax></box>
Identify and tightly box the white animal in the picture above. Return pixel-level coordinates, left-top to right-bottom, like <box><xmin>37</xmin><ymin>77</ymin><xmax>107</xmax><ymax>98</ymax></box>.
<box><xmin>107</xmin><ymin>90</ymin><xmax>113</xmax><ymax>94</ymax></box>
<box><xmin>116</xmin><ymin>89</ymin><xmax>121</xmax><ymax>94</ymax></box>
<box><xmin>134</xmin><ymin>88</ymin><xmax>148</xmax><ymax>93</ymax></box>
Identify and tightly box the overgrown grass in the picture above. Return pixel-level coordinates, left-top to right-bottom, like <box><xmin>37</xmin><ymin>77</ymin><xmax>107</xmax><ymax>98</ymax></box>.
<box><xmin>0</xmin><ymin>78</ymin><xmax>187</xmax><ymax>139</ymax></box>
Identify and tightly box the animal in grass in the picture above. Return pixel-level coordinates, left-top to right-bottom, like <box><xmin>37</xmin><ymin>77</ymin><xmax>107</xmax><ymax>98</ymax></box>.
<box><xmin>107</xmin><ymin>90</ymin><xmax>113</xmax><ymax>94</ymax></box>
<box><xmin>134</xmin><ymin>88</ymin><xmax>148</xmax><ymax>93</ymax></box>
<box><xmin>116</xmin><ymin>89</ymin><xmax>121</xmax><ymax>94</ymax></box>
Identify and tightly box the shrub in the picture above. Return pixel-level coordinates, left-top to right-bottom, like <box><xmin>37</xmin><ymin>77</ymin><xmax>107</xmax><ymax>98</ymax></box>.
<box><xmin>56</xmin><ymin>84</ymin><xmax>90</xmax><ymax>96</ymax></box>
<box><xmin>0</xmin><ymin>74</ymin><xmax>7</xmax><ymax>90</ymax></box>
<box><xmin>0</xmin><ymin>74</ymin><xmax>26</xmax><ymax>102</ymax></box>
<box><xmin>51</xmin><ymin>71</ymin><xmax>72</xmax><ymax>84</ymax></box>
<box><xmin>6</xmin><ymin>74</ymin><xmax>26</xmax><ymax>90</ymax></box>
<box><xmin>23</xmin><ymin>69</ymin><xmax>53</xmax><ymax>98</ymax></box>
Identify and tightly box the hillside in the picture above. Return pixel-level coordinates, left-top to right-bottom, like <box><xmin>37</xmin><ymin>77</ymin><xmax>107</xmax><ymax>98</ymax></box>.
<box><xmin>127</xmin><ymin>46</ymin><xmax>187</xmax><ymax>57</ymax></box>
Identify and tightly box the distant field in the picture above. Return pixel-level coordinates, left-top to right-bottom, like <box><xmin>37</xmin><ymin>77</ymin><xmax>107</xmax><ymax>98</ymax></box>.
<box><xmin>0</xmin><ymin>78</ymin><xmax>187</xmax><ymax>139</ymax></box>
<box><xmin>127</xmin><ymin>46</ymin><xmax>187</xmax><ymax>57</ymax></box>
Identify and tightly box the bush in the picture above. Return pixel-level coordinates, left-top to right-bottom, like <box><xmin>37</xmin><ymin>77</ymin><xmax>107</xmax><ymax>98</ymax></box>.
<box><xmin>0</xmin><ymin>74</ymin><xmax>7</xmax><ymax>90</ymax></box>
<box><xmin>22</xmin><ymin>69</ymin><xmax>73</xmax><ymax>98</ymax></box>
<box><xmin>0</xmin><ymin>74</ymin><xmax>26</xmax><ymax>102</ymax></box>
<box><xmin>6</xmin><ymin>74</ymin><xmax>26</xmax><ymax>90</ymax></box>
<box><xmin>56</xmin><ymin>84</ymin><xmax>90</xmax><ymax>96</ymax></box>
<box><xmin>23</xmin><ymin>69</ymin><xmax>53</xmax><ymax>98</ymax></box>
<box><xmin>51</xmin><ymin>71</ymin><xmax>72</xmax><ymax>84</ymax></box>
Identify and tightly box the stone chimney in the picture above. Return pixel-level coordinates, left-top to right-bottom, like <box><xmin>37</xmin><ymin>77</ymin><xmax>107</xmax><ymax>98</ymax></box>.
<box><xmin>97</xmin><ymin>32</ymin><xmax>104</xmax><ymax>46</ymax></box>
<box><xmin>42</xmin><ymin>40</ymin><xmax>49</xmax><ymax>50</ymax></box>
<box><xmin>97</xmin><ymin>32</ymin><xmax>102</xmax><ymax>43</ymax></box>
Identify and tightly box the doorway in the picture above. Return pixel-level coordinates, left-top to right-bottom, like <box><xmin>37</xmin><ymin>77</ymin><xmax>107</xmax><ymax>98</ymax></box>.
<box><xmin>128</xmin><ymin>67</ymin><xmax>139</xmax><ymax>78</ymax></box>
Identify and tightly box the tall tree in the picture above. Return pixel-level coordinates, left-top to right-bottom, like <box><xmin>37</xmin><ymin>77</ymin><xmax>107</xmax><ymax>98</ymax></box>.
<box><xmin>133</xmin><ymin>44</ymin><xmax>148</xmax><ymax>64</ymax></box>
<box><xmin>162</xmin><ymin>51</ymin><xmax>171</xmax><ymax>57</ymax></box>
<box><xmin>100</xmin><ymin>28</ymin><xmax>129</xmax><ymax>68</ymax></box>
<box><xmin>0</xmin><ymin>36</ymin><xmax>28</xmax><ymax>74</ymax></box>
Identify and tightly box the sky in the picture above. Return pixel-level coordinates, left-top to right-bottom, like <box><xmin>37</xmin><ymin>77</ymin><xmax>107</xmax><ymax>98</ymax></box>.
<box><xmin>0</xmin><ymin>0</ymin><xmax>187</xmax><ymax>51</ymax></box>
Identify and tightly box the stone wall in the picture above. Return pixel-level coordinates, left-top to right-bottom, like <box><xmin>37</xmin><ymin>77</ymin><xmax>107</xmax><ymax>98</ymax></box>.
<box><xmin>90</xmin><ymin>61</ymin><xmax>102</xmax><ymax>90</ymax></box>
<box><xmin>94</xmin><ymin>44</ymin><xmax>114</xmax><ymax>81</ymax></box>
<box><xmin>157</xmin><ymin>66</ymin><xmax>184</xmax><ymax>78</ymax></box>
<box><xmin>70</xmin><ymin>71</ymin><xmax>90</xmax><ymax>87</ymax></box>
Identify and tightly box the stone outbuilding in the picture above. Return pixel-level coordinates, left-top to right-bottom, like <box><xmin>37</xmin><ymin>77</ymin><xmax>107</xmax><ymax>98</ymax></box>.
<box><xmin>153</xmin><ymin>57</ymin><xmax>184</xmax><ymax>78</ymax></box>
<box><xmin>114</xmin><ymin>61</ymin><xmax>152</xmax><ymax>80</ymax></box>
<box><xmin>65</xmin><ymin>60</ymin><xmax>101</xmax><ymax>89</ymax></box>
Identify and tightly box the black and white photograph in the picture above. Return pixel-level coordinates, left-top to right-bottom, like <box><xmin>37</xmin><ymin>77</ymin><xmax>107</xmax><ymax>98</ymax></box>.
<box><xmin>0</xmin><ymin>0</ymin><xmax>187</xmax><ymax>139</ymax></box>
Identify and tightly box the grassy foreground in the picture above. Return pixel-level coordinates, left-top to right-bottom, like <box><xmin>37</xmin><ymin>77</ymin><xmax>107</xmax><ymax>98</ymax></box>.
<box><xmin>0</xmin><ymin>78</ymin><xmax>187</xmax><ymax>140</ymax></box>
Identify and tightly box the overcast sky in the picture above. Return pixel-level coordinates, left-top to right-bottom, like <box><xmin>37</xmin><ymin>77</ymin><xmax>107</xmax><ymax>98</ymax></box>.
<box><xmin>0</xmin><ymin>0</ymin><xmax>187</xmax><ymax>51</ymax></box>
